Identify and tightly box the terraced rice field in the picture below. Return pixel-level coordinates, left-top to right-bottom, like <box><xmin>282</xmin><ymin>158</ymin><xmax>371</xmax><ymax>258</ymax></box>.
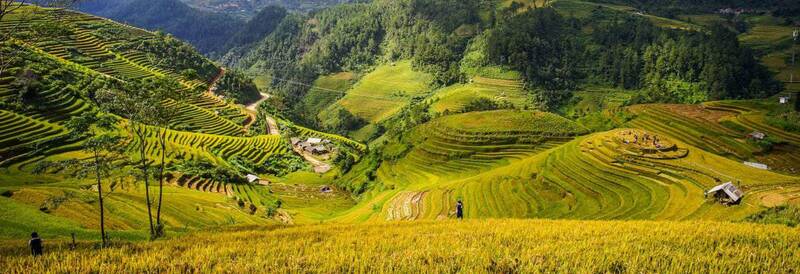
<box><xmin>163</xmin><ymin>94</ymin><xmax>246</xmax><ymax>136</ymax></box>
<box><xmin>333</xmin><ymin>111</ymin><xmax>588</xmax><ymax>221</ymax></box>
<box><xmin>388</xmin><ymin>110</ymin><xmax>584</xmax><ymax>181</ymax></box>
<box><xmin>122</xmin><ymin>127</ymin><xmax>291</xmax><ymax>207</ymax></box>
<box><xmin>323</xmin><ymin>60</ymin><xmax>432</xmax><ymax>125</ymax></box>
<box><xmin>626</xmin><ymin>102</ymin><xmax>800</xmax><ymax>174</ymax></box>
<box><xmin>0</xmin><ymin>110</ymin><xmax>66</xmax><ymax>164</ymax></box>
<box><xmin>430</xmin><ymin>77</ymin><xmax>529</xmax><ymax>113</ymax></box>
<box><xmin>371</xmin><ymin>128</ymin><xmax>800</xmax><ymax>222</ymax></box>
<box><xmin>126</xmin><ymin>126</ymin><xmax>288</xmax><ymax>166</ymax></box>
<box><xmin>332</xmin><ymin>108</ymin><xmax>800</xmax><ymax>222</ymax></box>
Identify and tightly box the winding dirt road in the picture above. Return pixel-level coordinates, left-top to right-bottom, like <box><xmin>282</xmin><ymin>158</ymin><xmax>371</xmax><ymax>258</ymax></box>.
<box><xmin>243</xmin><ymin>92</ymin><xmax>280</xmax><ymax>135</ymax></box>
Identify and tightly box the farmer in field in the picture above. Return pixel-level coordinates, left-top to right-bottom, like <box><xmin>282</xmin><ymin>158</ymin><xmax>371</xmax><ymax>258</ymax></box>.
<box><xmin>29</xmin><ymin>232</ymin><xmax>43</xmax><ymax>256</ymax></box>
<box><xmin>456</xmin><ymin>200</ymin><xmax>464</xmax><ymax>219</ymax></box>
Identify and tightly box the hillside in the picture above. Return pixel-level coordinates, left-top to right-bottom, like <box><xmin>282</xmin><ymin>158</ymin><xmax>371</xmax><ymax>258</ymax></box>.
<box><xmin>1</xmin><ymin>1</ymin><xmax>800</xmax><ymax>271</ymax></box>
<box><xmin>0</xmin><ymin>4</ymin><xmax>363</xmax><ymax>238</ymax></box>
<box><xmin>78</xmin><ymin>0</ymin><xmax>247</xmax><ymax>55</ymax></box>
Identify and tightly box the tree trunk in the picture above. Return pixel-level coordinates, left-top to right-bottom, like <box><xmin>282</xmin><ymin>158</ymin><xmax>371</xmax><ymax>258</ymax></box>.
<box><xmin>137</xmin><ymin>127</ymin><xmax>155</xmax><ymax>239</ymax></box>
<box><xmin>95</xmin><ymin>149</ymin><xmax>106</xmax><ymax>247</ymax></box>
<box><xmin>156</xmin><ymin>129</ymin><xmax>166</xmax><ymax>236</ymax></box>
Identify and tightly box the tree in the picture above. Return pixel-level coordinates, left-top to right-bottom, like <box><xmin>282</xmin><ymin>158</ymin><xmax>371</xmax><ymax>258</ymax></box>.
<box><xmin>795</xmin><ymin>93</ymin><xmax>800</xmax><ymax>112</ymax></box>
<box><xmin>64</xmin><ymin>111</ymin><xmax>121</xmax><ymax>247</ymax></box>
<box><xmin>97</xmin><ymin>85</ymin><xmax>160</xmax><ymax>240</ymax></box>
<box><xmin>148</xmin><ymin>77</ymin><xmax>193</xmax><ymax>237</ymax></box>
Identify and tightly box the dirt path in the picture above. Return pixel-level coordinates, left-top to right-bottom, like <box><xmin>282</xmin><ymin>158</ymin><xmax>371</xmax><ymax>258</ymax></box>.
<box><xmin>291</xmin><ymin>146</ymin><xmax>332</xmax><ymax>173</ymax></box>
<box><xmin>242</xmin><ymin>92</ymin><xmax>280</xmax><ymax>135</ymax></box>
<box><xmin>265</xmin><ymin>116</ymin><xmax>280</xmax><ymax>136</ymax></box>
<box><xmin>207</xmin><ymin>68</ymin><xmax>225</xmax><ymax>93</ymax></box>
<box><xmin>245</xmin><ymin>92</ymin><xmax>269</xmax><ymax>112</ymax></box>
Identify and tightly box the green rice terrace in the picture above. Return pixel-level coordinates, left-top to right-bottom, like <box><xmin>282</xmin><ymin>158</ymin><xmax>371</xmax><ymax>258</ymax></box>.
<box><xmin>0</xmin><ymin>5</ymin><xmax>363</xmax><ymax>237</ymax></box>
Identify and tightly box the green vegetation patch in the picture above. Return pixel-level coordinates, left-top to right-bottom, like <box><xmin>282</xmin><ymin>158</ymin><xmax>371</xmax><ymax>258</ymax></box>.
<box><xmin>433</xmin><ymin>110</ymin><xmax>587</xmax><ymax>135</ymax></box>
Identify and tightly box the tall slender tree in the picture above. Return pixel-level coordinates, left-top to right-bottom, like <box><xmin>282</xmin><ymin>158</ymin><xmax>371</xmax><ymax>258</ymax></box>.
<box><xmin>97</xmin><ymin>84</ymin><xmax>160</xmax><ymax>239</ymax></box>
<box><xmin>64</xmin><ymin>110</ymin><xmax>121</xmax><ymax>247</ymax></box>
<box><xmin>148</xmin><ymin>77</ymin><xmax>196</xmax><ymax>237</ymax></box>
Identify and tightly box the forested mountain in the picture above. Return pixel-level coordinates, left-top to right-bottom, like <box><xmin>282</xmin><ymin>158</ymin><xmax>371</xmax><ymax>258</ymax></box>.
<box><xmin>226</xmin><ymin>0</ymin><xmax>782</xmax><ymax>128</ymax></box>
<box><xmin>79</xmin><ymin>0</ymin><xmax>245</xmax><ymax>54</ymax></box>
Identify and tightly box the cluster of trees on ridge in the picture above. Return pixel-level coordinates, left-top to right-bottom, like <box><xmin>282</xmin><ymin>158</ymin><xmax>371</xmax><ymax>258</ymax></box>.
<box><xmin>489</xmin><ymin>8</ymin><xmax>780</xmax><ymax>108</ymax></box>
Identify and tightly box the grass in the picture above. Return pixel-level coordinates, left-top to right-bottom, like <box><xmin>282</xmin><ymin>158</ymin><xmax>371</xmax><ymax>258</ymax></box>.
<box><xmin>304</xmin><ymin>72</ymin><xmax>353</xmax><ymax>117</ymax></box>
<box><xmin>0</xmin><ymin>180</ymin><xmax>269</xmax><ymax>241</ymax></box>
<box><xmin>1</xmin><ymin>219</ymin><xmax>799</xmax><ymax>272</ymax></box>
<box><xmin>430</xmin><ymin>81</ymin><xmax>529</xmax><ymax>114</ymax></box>
<box><xmin>322</xmin><ymin>60</ymin><xmax>432</xmax><ymax>127</ymax></box>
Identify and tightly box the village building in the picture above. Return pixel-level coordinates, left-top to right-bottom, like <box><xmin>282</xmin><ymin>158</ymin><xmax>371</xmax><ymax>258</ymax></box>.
<box><xmin>743</xmin><ymin>161</ymin><xmax>769</xmax><ymax>170</ymax></box>
<box><xmin>779</xmin><ymin>96</ymin><xmax>790</xmax><ymax>104</ymax></box>
<box><xmin>293</xmin><ymin>137</ymin><xmax>333</xmax><ymax>155</ymax></box>
<box><xmin>747</xmin><ymin>131</ymin><xmax>765</xmax><ymax>140</ymax></box>
<box><xmin>705</xmin><ymin>182</ymin><xmax>744</xmax><ymax>204</ymax></box>
<box><xmin>320</xmin><ymin>185</ymin><xmax>333</xmax><ymax>193</ymax></box>
<box><xmin>246</xmin><ymin>174</ymin><xmax>260</xmax><ymax>184</ymax></box>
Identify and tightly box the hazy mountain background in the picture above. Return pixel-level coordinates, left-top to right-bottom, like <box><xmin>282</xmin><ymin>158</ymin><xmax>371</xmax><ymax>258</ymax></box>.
<box><xmin>76</xmin><ymin>0</ymin><xmax>350</xmax><ymax>55</ymax></box>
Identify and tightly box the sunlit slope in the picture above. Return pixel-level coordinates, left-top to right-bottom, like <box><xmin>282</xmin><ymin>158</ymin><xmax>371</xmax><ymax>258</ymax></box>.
<box><xmin>1</xmin><ymin>6</ymin><xmax>247</xmax><ymax>135</ymax></box>
<box><xmin>430</xmin><ymin>77</ymin><xmax>530</xmax><ymax>114</ymax></box>
<box><xmin>319</xmin><ymin>61</ymin><xmax>431</xmax><ymax>138</ymax></box>
<box><xmin>3</xmin><ymin>219</ymin><xmax>799</xmax><ymax>273</ymax></box>
<box><xmin>551</xmin><ymin>0</ymin><xmax>699</xmax><ymax>30</ymax></box>
<box><xmin>334</xmin><ymin>110</ymin><xmax>588</xmax><ymax>221</ymax></box>
<box><xmin>335</xmin><ymin>110</ymin><xmax>799</xmax><ymax>222</ymax></box>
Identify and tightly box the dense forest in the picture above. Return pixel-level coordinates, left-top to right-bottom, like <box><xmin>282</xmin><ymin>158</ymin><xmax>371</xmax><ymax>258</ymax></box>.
<box><xmin>489</xmin><ymin>8</ymin><xmax>779</xmax><ymax>108</ymax></box>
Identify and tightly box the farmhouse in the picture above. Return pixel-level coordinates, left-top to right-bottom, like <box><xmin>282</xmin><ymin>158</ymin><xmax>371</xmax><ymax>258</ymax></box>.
<box><xmin>246</xmin><ymin>174</ymin><xmax>260</xmax><ymax>184</ymax></box>
<box><xmin>743</xmin><ymin>161</ymin><xmax>768</xmax><ymax>170</ymax></box>
<box><xmin>320</xmin><ymin>185</ymin><xmax>333</xmax><ymax>193</ymax></box>
<box><xmin>705</xmin><ymin>182</ymin><xmax>744</xmax><ymax>204</ymax></box>
<box><xmin>779</xmin><ymin>96</ymin><xmax>790</xmax><ymax>104</ymax></box>
<box><xmin>294</xmin><ymin>137</ymin><xmax>333</xmax><ymax>155</ymax></box>
<box><xmin>747</xmin><ymin>131</ymin><xmax>765</xmax><ymax>140</ymax></box>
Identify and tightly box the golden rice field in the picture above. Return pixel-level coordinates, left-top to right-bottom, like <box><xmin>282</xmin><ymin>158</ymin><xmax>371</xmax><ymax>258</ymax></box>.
<box><xmin>1</xmin><ymin>219</ymin><xmax>799</xmax><ymax>273</ymax></box>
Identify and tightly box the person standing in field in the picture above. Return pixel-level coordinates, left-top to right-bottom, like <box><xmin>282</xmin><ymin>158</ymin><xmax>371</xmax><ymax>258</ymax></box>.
<box><xmin>456</xmin><ymin>200</ymin><xmax>464</xmax><ymax>220</ymax></box>
<box><xmin>29</xmin><ymin>232</ymin><xmax>43</xmax><ymax>256</ymax></box>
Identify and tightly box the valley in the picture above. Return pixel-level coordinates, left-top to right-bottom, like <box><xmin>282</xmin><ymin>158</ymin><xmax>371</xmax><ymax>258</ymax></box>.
<box><xmin>1</xmin><ymin>0</ymin><xmax>799</xmax><ymax>272</ymax></box>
